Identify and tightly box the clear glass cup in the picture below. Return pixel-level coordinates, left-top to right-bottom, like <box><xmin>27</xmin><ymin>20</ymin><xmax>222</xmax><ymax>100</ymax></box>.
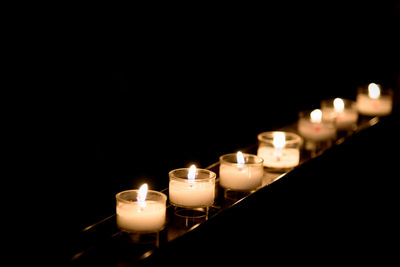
<box><xmin>257</xmin><ymin>131</ymin><xmax>302</xmax><ymax>172</ymax></box>
<box><xmin>219</xmin><ymin>153</ymin><xmax>264</xmax><ymax>192</ymax></box>
<box><xmin>169</xmin><ymin>168</ymin><xmax>216</xmax><ymax>209</ymax></box>
<box><xmin>116</xmin><ymin>189</ymin><xmax>167</xmax><ymax>234</ymax></box>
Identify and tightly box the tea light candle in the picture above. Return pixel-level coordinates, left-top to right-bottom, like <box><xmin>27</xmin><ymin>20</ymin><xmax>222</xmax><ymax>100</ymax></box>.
<box><xmin>116</xmin><ymin>184</ymin><xmax>167</xmax><ymax>233</ymax></box>
<box><xmin>298</xmin><ymin>109</ymin><xmax>336</xmax><ymax>142</ymax></box>
<box><xmin>257</xmin><ymin>131</ymin><xmax>302</xmax><ymax>170</ymax></box>
<box><xmin>169</xmin><ymin>165</ymin><xmax>216</xmax><ymax>208</ymax></box>
<box><xmin>321</xmin><ymin>98</ymin><xmax>359</xmax><ymax>131</ymax></box>
<box><xmin>356</xmin><ymin>83</ymin><xmax>393</xmax><ymax>116</ymax></box>
<box><xmin>219</xmin><ymin>152</ymin><xmax>264</xmax><ymax>191</ymax></box>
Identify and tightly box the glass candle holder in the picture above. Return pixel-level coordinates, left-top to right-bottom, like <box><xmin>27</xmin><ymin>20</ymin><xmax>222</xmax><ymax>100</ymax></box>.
<box><xmin>116</xmin><ymin>188</ymin><xmax>167</xmax><ymax>234</ymax></box>
<box><xmin>257</xmin><ymin>131</ymin><xmax>302</xmax><ymax>172</ymax></box>
<box><xmin>321</xmin><ymin>98</ymin><xmax>358</xmax><ymax>131</ymax></box>
<box><xmin>356</xmin><ymin>83</ymin><xmax>393</xmax><ymax>117</ymax></box>
<box><xmin>298</xmin><ymin>109</ymin><xmax>336</xmax><ymax>143</ymax></box>
<box><xmin>169</xmin><ymin>167</ymin><xmax>216</xmax><ymax>210</ymax></box>
<box><xmin>219</xmin><ymin>152</ymin><xmax>264</xmax><ymax>192</ymax></box>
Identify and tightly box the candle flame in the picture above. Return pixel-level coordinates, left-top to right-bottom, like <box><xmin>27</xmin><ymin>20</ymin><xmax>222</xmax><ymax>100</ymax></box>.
<box><xmin>237</xmin><ymin>151</ymin><xmax>245</xmax><ymax>168</ymax></box>
<box><xmin>368</xmin><ymin>83</ymin><xmax>381</xmax><ymax>99</ymax></box>
<box><xmin>273</xmin><ymin>132</ymin><xmax>286</xmax><ymax>149</ymax></box>
<box><xmin>310</xmin><ymin>109</ymin><xmax>322</xmax><ymax>123</ymax></box>
<box><xmin>333</xmin><ymin>98</ymin><xmax>344</xmax><ymax>111</ymax></box>
<box><xmin>137</xmin><ymin>183</ymin><xmax>148</xmax><ymax>208</ymax></box>
<box><xmin>188</xmin><ymin>164</ymin><xmax>196</xmax><ymax>182</ymax></box>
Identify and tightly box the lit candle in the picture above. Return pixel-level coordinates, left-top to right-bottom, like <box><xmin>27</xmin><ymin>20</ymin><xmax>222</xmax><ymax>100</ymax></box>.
<box><xmin>169</xmin><ymin>165</ymin><xmax>216</xmax><ymax>208</ymax></box>
<box><xmin>321</xmin><ymin>98</ymin><xmax>359</xmax><ymax>131</ymax></box>
<box><xmin>116</xmin><ymin>183</ymin><xmax>167</xmax><ymax>233</ymax></box>
<box><xmin>273</xmin><ymin>132</ymin><xmax>285</xmax><ymax>161</ymax></box>
<box><xmin>356</xmin><ymin>83</ymin><xmax>393</xmax><ymax>116</ymax></box>
<box><xmin>298</xmin><ymin>109</ymin><xmax>336</xmax><ymax>142</ymax></box>
<box><xmin>257</xmin><ymin>131</ymin><xmax>302</xmax><ymax>170</ymax></box>
<box><xmin>219</xmin><ymin>151</ymin><xmax>264</xmax><ymax>191</ymax></box>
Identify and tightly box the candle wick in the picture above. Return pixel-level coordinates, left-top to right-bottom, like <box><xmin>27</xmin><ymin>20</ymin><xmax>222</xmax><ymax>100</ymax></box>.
<box><xmin>372</xmin><ymin>99</ymin><xmax>380</xmax><ymax>109</ymax></box>
<box><xmin>335</xmin><ymin>112</ymin><xmax>343</xmax><ymax>121</ymax></box>
<box><xmin>313</xmin><ymin>124</ymin><xmax>321</xmax><ymax>132</ymax></box>
<box><xmin>274</xmin><ymin>147</ymin><xmax>283</xmax><ymax>162</ymax></box>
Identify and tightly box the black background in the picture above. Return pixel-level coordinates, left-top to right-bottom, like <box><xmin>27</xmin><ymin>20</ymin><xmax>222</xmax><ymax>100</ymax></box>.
<box><xmin>24</xmin><ymin>6</ymin><xmax>399</xmax><ymax>265</ymax></box>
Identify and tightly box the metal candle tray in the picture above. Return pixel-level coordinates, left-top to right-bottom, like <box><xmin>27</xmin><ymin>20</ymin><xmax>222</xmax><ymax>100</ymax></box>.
<box><xmin>68</xmin><ymin>116</ymin><xmax>380</xmax><ymax>266</ymax></box>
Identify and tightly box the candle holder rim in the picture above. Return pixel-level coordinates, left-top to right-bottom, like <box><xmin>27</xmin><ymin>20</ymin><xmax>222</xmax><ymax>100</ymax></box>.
<box><xmin>219</xmin><ymin>152</ymin><xmax>264</xmax><ymax>165</ymax></box>
<box><xmin>298</xmin><ymin>109</ymin><xmax>322</xmax><ymax>117</ymax></box>
<box><xmin>320</xmin><ymin>98</ymin><xmax>357</xmax><ymax>106</ymax></box>
<box><xmin>298</xmin><ymin>110</ymin><xmax>336</xmax><ymax>127</ymax></box>
<box><xmin>257</xmin><ymin>131</ymin><xmax>302</xmax><ymax>145</ymax></box>
<box><xmin>357</xmin><ymin>84</ymin><xmax>393</xmax><ymax>95</ymax></box>
<box><xmin>168</xmin><ymin>168</ymin><xmax>217</xmax><ymax>181</ymax></box>
<box><xmin>116</xmin><ymin>189</ymin><xmax>167</xmax><ymax>204</ymax></box>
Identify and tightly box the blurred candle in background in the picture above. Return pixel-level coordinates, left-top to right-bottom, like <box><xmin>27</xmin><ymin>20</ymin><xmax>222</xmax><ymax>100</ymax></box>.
<box><xmin>321</xmin><ymin>98</ymin><xmax>358</xmax><ymax>131</ymax></box>
<box><xmin>298</xmin><ymin>109</ymin><xmax>336</xmax><ymax>142</ymax></box>
<box><xmin>356</xmin><ymin>82</ymin><xmax>393</xmax><ymax>116</ymax></box>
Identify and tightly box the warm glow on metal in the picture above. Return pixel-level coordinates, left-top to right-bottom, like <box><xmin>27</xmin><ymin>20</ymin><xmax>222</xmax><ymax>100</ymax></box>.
<box><xmin>237</xmin><ymin>151</ymin><xmax>245</xmax><ymax>168</ymax></box>
<box><xmin>273</xmin><ymin>132</ymin><xmax>286</xmax><ymax>149</ymax></box>
<box><xmin>310</xmin><ymin>109</ymin><xmax>322</xmax><ymax>123</ymax></box>
<box><xmin>137</xmin><ymin>183</ymin><xmax>148</xmax><ymax>208</ymax></box>
<box><xmin>188</xmin><ymin>164</ymin><xmax>197</xmax><ymax>182</ymax></box>
<box><xmin>333</xmin><ymin>98</ymin><xmax>345</xmax><ymax>111</ymax></box>
<box><xmin>368</xmin><ymin>83</ymin><xmax>381</xmax><ymax>99</ymax></box>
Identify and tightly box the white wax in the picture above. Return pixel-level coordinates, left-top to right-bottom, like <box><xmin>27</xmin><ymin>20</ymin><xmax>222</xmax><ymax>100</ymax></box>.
<box><xmin>322</xmin><ymin>108</ymin><xmax>358</xmax><ymax>131</ymax></box>
<box><xmin>257</xmin><ymin>146</ymin><xmax>300</xmax><ymax>169</ymax></box>
<box><xmin>219</xmin><ymin>164</ymin><xmax>264</xmax><ymax>191</ymax></box>
<box><xmin>356</xmin><ymin>94</ymin><xmax>392</xmax><ymax>116</ymax></box>
<box><xmin>116</xmin><ymin>200</ymin><xmax>166</xmax><ymax>233</ymax></box>
<box><xmin>169</xmin><ymin>180</ymin><xmax>215</xmax><ymax>208</ymax></box>
<box><xmin>298</xmin><ymin>119</ymin><xmax>336</xmax><ymax>142</ymax></box>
